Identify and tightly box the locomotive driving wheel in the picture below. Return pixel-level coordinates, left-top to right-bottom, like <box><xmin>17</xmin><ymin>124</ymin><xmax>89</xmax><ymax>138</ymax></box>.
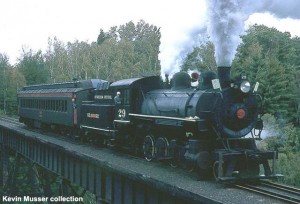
<box><xmin>155</xmin><ymin>137</ymin><xmax>169</xmax><ymax>158</ymax></box>
<box><xmin>143</xmin><ymin>135</ymin><xmax>155</xmax><ymax>161</ymax></box>
<box><xmin>213</xmin><ymin>161</ymin><xmax>224</xmax><ymax>181</ymax></box>
<box><xmin>168</xmin><ymin>139</ymin><xmax>179</xmax><ymax>168</ymax></box>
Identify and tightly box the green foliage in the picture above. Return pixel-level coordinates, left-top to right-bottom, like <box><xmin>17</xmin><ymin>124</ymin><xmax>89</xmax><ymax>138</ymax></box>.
<box><xmin>0</xmin><ymin>53</ymin><xmax>10</xmax><ymax>112</ymax></box>
<box><xmin>97</xmin><ymin>29</ymin><xmax>109</xmax><ymax>45</ymax></box>
<box><xmin>277</xmin><ymin>152</ymin><xmax>300</xmax><ymax>187</ymax></box>
<box><xmin>3</xmin><ymin>155</ymin><xmax>97</xmax><ymax>203</ymax></box>
<box><xmin>17</xmin><ymin>49</ymin><xmax>49</xmax><ymax>85</ymax></box>
<box><xmin>259</xmin><ymin>114</ymin><xmax>300</xmax><ymax>187</ymax></box>
<box><xmin>0</xmin><ymin>53</ymin><xmax>26</xmax><ymax>115</ymax></box>
<box><xmin>261</xmin><ymin>114</ymin><xmax>300</xmax><ymax>151</ymax></box>
<box><xmin>107</xmin><ymin>20</ymin><xmax>161</xmax><ymax>77</ymax></box>
<box><xmin>181</xmin><ymin>41</ymin><xmax>217</xmax><ymax>72</ymax></box>
<box><xmin>257</xmin><ymin>56</ymin><xmax>297</xmax><ymax>121</ymax></box>
<box><xmin>44</xmin><ymin>20</ymin><xmax>161</xmax><ymax>83</ymax></box>
<box><xmin>232</xmin><ymin>25</ymin><xmax>298</xmax><ymax>123</ymax></box>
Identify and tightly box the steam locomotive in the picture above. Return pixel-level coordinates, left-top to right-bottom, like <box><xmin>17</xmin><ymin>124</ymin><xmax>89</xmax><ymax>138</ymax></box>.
<box><xmin>18</xmin><ymin>67</ymin><xmax>281</xmax><ymax>181</ymax></box>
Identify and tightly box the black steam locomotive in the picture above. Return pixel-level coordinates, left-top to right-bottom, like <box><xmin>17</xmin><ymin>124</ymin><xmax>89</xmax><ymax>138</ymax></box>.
<box><xmin>18</xmin><ymin>67</ymin><xmax>281</xmax><ymax>181</ymax></box>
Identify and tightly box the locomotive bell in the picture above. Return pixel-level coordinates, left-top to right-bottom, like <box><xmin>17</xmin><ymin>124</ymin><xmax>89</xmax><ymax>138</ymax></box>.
<box><xmin>191</xmin><ymin>72</ymin><xmax>200</xmax><ymax>82</ymax></box>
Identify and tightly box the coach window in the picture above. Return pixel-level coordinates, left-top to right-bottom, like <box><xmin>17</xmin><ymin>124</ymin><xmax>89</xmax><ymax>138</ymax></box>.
<box><xmin>52</xmin><ymin>100</ymin><xmax>55</xmax><ymax>111</ymax></box>
<box><xmin>58</xmin><ymin>100</ymin><xmax>62</xmax><ymax>112</ymax></box>
<box><xmin>60</xmin><ymin>100</ymin><xmax>63</xmax><ymax>112</ymax></box>
<box><xmin>63</xmin><ymin>100</ymin><xmax>67</xmax><ymax>112</ymax></box>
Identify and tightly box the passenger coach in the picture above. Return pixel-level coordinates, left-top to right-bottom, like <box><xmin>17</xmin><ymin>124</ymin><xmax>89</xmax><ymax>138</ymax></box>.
<box><xmin>18</xmin><ymin>79</ymin><xmax>105</xmax><ymax>135</ymax></box>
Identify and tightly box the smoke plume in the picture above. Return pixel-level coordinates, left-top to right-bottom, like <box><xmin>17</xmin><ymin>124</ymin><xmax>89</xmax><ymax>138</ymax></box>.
<box><xmin>206</xmin><ymin>0</ymin><xmax>300</xmax><ymax>67</ymax></box>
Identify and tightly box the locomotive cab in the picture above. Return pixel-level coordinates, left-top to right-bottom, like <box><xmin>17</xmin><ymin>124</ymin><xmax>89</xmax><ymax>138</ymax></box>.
<box><xmin>109</xmin><ymin>75</ymin><xmax>162</xmax><ymax>122</ymax></box>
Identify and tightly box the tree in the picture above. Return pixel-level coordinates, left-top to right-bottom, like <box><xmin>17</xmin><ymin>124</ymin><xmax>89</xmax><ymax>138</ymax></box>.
<box><xmin>46</xmin><ymin>38</ymin><xmax>70</xmax><ymax>82</ymax></box>
<box><xmin>181</xmin><ymin>41</ymin><xmax>217</xmax><ymax>72</ymax></box>
<box><xmin>232</xmin><ymin>42</ymin><xmax>264</xmax><ymax>83</ymax></box>
<box><xmin>256</xmin><ymin>54</ymin><xmax>297</xmax><ymax>121</ymax></box>
<box><xmin>6</xmin><ymin>68</ymin><xmax>26</xmax><ymax>115</ymax></box>
<box><xmin>232</xmin><ymin>25</ymin><xmax>298</xmax><ymax>123</ymax></box>
<box><xmin>17</xmin><ymin>49</ymin><xmax>48</xmax><ymax>85</ymax></box>
<box><xmin>100</xmin><ymin>20</ymin><xmax>161</xmax><ymax>77</ymax></box>
<box><xmin>0</xmin><ymin>54</ymin><xmax>10</xmax><ymax>113</ymax></box>
<box><xmin>97</xmin><ymin>29</ymin><xmax>109</xmax><ymax>45</ymax></box>
<box><xmin>0</xmin><ymin>53</ymin><xmax>26</xmax><ymax>115</ymax></box>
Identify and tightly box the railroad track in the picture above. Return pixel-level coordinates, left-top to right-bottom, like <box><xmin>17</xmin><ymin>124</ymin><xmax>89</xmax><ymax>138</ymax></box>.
<box><xmin>234</xmin><ymin>180</ymin><xmax>300</xmax><ymax>204</ymax></box>
<box><xmin>0</xmin><ymin>115</ymin><xmax>21</xmax><ymax>126</ymax></box>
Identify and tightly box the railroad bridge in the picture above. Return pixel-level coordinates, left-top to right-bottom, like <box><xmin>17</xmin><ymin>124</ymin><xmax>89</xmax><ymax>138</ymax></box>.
<box><xmin>0</xmin><ymin>119</ymin><xmax>220</xmax><ymax>204</ymax></box>
<box><xmin>0</xmin><ymin>119</ymin><xmax>292</xmax><ymax>204</ymax></box>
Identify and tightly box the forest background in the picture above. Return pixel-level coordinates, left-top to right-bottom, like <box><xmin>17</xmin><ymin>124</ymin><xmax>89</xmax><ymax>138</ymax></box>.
<box><xmin>0</xmin><ymin>20</ymin><xmax>300</xmax><ymax>189</ymax></box>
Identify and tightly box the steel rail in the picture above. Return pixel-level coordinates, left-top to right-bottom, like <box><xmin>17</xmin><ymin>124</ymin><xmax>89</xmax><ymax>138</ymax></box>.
<box><xmin>234</xmin><ymin>182</ymin><xmax>300</xmax><ymax>204</ymax></box>
<box><xmin>0</xmin><ymin>115</ymin><xmax>21</xmax><ymax>126</ymax></box>
<box><xmin>260</xmin><ymin>181</ymin><xmax>300</xmax><ymax>195</ymax></box>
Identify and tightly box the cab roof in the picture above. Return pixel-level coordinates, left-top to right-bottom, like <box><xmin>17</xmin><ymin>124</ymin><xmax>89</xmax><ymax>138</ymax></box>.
<box><xmin>110</xmin><ymin>76</ymin><xmax>161</xmax><ymax>88</ymax></box>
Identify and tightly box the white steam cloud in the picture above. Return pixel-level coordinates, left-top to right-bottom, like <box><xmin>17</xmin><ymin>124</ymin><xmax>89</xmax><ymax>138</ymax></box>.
<box><xmin>160</xmin><ymin>0</ymin><xmax>300</xmax><ymax>73</ymax></box>
<box><xmin>159</xmin><ymin>0</ymin><xmax>207</xmax><ymax>76</ymax></box>
<box><xmin>207</xmin><ymin>0</ymin><xmax>300</xmax><ymax>66</ymax></box>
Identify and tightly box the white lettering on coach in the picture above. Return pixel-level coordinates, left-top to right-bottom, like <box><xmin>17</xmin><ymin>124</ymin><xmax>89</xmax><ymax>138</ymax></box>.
<box><xmin>87</xmin><ymin>113</ymin><xmax>99</xmax><ymax>119</ymax></box>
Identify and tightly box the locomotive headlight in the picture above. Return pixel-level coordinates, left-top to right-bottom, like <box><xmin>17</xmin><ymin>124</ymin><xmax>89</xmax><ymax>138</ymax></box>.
<box><xmin>240</xmin><ymin>81</ymin><xmax>251</xmax><ymax>93</ymax></box>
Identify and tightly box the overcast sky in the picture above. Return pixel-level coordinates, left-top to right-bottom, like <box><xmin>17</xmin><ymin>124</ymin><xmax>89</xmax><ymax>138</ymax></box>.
<box><xmin>1</xmin><ymin>0</ymin><xmax>300</xmax><ymax>71</ymax></box>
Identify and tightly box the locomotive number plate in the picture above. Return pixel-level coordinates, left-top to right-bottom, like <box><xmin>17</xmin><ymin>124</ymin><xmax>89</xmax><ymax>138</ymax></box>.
<box><xmin>118</xmin><ymin>109</ymin><xmax>126</xmax><ymax>118</ymax></box>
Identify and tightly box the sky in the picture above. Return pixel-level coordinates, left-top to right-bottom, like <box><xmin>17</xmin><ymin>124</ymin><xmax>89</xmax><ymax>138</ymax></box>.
<box><xmin>1</xmin><ymin>0</ymin><xmax>300</xmax><ymax>74</ymax></box>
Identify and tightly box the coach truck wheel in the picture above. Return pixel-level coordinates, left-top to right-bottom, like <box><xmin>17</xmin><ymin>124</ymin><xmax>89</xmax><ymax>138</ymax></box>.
<box><xmin>143</xmin><ymin>135</ymin><xmax>155</xmax><ymax>161</ymax></box>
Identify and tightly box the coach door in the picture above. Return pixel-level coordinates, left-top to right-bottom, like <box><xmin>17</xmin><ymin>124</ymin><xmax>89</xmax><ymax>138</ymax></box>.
<box><xmin>114</xmin><ymin>89</ymin><xmax>130</xmax><ymax>122</ymax></box>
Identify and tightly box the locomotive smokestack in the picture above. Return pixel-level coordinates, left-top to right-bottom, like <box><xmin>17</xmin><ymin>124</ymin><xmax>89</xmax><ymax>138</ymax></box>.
<box><xmin>165</xmin><ymin>74</ymin><xmax>169</xmax><ymax>85</ymax></box>
<box><xmin>217</xmin><ymin>66</ymin><xmax>231</xmax><ymax>88</ymax></box>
